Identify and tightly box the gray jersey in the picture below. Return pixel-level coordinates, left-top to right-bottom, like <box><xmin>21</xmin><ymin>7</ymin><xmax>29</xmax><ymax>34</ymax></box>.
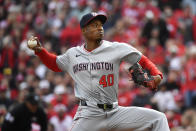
<box><xmin>56</xmin><ymin>40</ymin><xmax>142</xmax><ymax>104</ymax></box>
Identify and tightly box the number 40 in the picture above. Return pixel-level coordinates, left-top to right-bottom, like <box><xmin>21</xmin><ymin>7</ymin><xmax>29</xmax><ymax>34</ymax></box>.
<box><xmin>99</xmin><ymin>74</ymin><xmax>114</xmax><ymax>88</ymax></box>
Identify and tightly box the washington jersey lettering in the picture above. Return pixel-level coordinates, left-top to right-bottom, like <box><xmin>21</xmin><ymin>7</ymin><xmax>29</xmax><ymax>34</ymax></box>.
<box><xmin>56</xmin><ymin>40</ymin><xmax>142</xmax><ymax>103</ymax></box>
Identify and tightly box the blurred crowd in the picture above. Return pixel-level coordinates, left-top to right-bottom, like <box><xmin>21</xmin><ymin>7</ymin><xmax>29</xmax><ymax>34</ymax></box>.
<box><xmin>1</xmin><ymin>0</ymin><xmax>196</xmax><ymax>130</ymax></box>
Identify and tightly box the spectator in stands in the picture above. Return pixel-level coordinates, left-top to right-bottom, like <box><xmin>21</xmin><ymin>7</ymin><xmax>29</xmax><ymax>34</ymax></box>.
<box><xmin>17</xmin><ymin>82</ymin><xmax>28</xmax><ymax>104</ymax></box>
<box><xmin>51</xmin><ymin>85</ymin><xmax>68</xmax><ymax>109</ymax></box>
<box><xmin>146</xmin><ymin>38</ymin><xmax>165</xmax><ymax>65</ymax></box>
<box><xmin>182</xmin><ymin>45</ymin><xmax>196</xmax><ymax>108</ymax></box>
<box><xmin>178</xmin><ymin>5</ymin><xmax>195</xmax><ymax>45</ymax></box>
<box><xmin>165</xmin><ymin>110</ymin><xmax>181</xmax><ymax>129</ymax></box>
<box><xmin>183</xmin><ymin>0</ymin><xmax>196</xmax><ymax>15</ymax></box>
<box><xmin>151</xmin><ymin>84</ymin><xmax>176</xmax><ymax>112</ymax></box>
<box><xmin>70</xmin><ymin>0</ymin><xmax>92</xmax><ymax>20</ymax></box>
<box><xmin>142</xmin><ymin>10</ymin><xmax>169</xmax><ymax>47</ymax></box>
<box><xmin>171</xmin><ymin>109</ymin><xmax>196</xmax><ymax>131</ymax></box>
<box><xmin>0</xmin><ymin>36</ymin><xmax>16</xmax><ymax>75</ymax></box>
<box><xmin>0</xmin><ymin>82</ymin><xmax>13</xmax><ymax>110</ymax></box>
<box><xmin>174</xmin><ymin>93</ymin><xmax>186</xmax><ymax>114</ymax></box>
<box><xmin>158</xmin><ymin>0</ymin><xmax>182</xmax><ymax>11</ymax></box>
<box><xmin>132</xmin><ymin>88</ymin><xmax>153</xmax><ymax>108</ymax></box>
<box><xmin>60</xmin><ymin>17</ymin><xmax>82</xmax><ymax>47</ymax></box>
<box><xmin>0</xmin><ymin>105</ymin><xmax>7</xmax><ymax>127</ymax></box>
<box><xmin>49</xmin><ymin>104</ymin><xmax>72</xmax><ymax>131</ymax></box>
<box><xmin>39</xmin><ymin>80</ymin><xmax>53</xmax><ymax>104</ymax></box>
<box><xmin>165</xmin><ymin>70</ymin><xmax>181</xmax><ymax>91</ymax></box>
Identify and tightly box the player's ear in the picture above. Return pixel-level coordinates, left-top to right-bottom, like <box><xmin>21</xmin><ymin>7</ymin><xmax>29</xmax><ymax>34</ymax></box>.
<box><xmin>82</xmin><ymin>27</ymin><xmax>86</xmax><ymax>33</ymax></box>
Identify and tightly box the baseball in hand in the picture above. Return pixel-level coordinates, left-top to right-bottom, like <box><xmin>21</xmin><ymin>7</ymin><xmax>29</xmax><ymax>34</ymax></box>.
<box><xmin>27</xmin><ymin>39</ymin><xmax>37</xmax><ymax>48</ymax></box>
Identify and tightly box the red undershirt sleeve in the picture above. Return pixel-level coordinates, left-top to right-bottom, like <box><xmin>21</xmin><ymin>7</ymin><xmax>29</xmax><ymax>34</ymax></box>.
<box><xmin>35</xmin><ymin>48</ymin><xmax>62</xmax><ymax>72</ymax></box>
<box><xmin>139</xmin><ymin>55</ymin><xmax>163</xmax><ymax>79</ymax></box>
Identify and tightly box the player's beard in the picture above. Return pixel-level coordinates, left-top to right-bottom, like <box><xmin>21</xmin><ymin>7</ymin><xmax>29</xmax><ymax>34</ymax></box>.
<box><xmin>96</xmin><ymin>33</ymin><xmax>103</xmax><ymax>44</ymax></box>
<box><xmin>96</xmin><ymin>38</ymin><xmax>102</xmax><ymax>44</ymax></box>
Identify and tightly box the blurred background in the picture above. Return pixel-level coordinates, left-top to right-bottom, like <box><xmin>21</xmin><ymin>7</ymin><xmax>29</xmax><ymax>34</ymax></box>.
<box><xmin>0</xmin><ymin>0</ymin><xmax>196</xmax><ymax>130</ymax></box>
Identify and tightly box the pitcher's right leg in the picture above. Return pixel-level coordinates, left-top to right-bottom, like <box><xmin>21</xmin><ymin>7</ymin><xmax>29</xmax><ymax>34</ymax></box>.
<box><xmin>107</xmin><ymin>106</ymin><xmax>170</xmax><ymax>131</ymax></box>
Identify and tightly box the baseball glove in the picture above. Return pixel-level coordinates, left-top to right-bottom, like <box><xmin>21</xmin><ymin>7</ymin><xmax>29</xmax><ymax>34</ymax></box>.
<box><xmin>129</xmin><ymin>63</ymin><xmax>156</xmax><ymax>90</ymax></box>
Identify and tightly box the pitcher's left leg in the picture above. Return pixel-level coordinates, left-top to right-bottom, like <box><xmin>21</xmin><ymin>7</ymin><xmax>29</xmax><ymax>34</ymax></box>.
<box><xmin>107</xmin><ymin>106</ymin><xmax>170</xmax><ymax>131</ymax></box>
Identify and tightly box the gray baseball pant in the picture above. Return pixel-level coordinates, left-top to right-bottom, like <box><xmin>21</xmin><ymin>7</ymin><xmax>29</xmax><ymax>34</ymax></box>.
<box><xmin>70</xmin><ymin>105</ymin><xmax>170</xmax><ymax>131</ymax></box>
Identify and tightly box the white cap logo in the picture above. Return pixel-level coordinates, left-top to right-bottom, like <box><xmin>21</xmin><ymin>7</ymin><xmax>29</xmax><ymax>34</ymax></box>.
<box><xmin>91</xmin><ymin>12</ymin><xmax>97</xmax><ymax>16</ymax></box>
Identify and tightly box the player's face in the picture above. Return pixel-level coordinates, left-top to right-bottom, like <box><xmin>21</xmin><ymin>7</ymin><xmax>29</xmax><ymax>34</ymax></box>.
<box><xmin>82</xmin><ymin>19</ymin><xmax>104</xmax><ymax>41</ymax></box>
<box><xmin>26</xmin><ymin>102</ymin><xmax>38</xmax><ymax>113</ymax></box>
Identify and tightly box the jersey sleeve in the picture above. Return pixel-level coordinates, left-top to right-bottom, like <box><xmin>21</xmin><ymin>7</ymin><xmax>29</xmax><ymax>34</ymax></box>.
<box><xmin>35</xmin><ymin>48</ymin><xmax>62</xmax><ymax>72</ymax></box>
<box><xmin>118</xmin><ymin>42</ymin><xmax>142</xmax><ymax>64</ymax></box>
<box><xmin>56</xmin><ymin>51</ymin><xmax>70</xmax><ymax>71</ymax></box>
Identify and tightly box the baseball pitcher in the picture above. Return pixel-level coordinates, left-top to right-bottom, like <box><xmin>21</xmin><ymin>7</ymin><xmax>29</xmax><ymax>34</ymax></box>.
<box><xmin>27</xmin><ymin>12</ymin><xmax>170</xmax><ymax>131</ymax></box>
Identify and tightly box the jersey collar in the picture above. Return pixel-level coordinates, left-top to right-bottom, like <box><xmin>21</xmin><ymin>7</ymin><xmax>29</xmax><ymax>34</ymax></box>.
<box><xmin>81</xmin><ymin>40</ymin><xmax>104</xmax><ymax>54</ymax></box>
